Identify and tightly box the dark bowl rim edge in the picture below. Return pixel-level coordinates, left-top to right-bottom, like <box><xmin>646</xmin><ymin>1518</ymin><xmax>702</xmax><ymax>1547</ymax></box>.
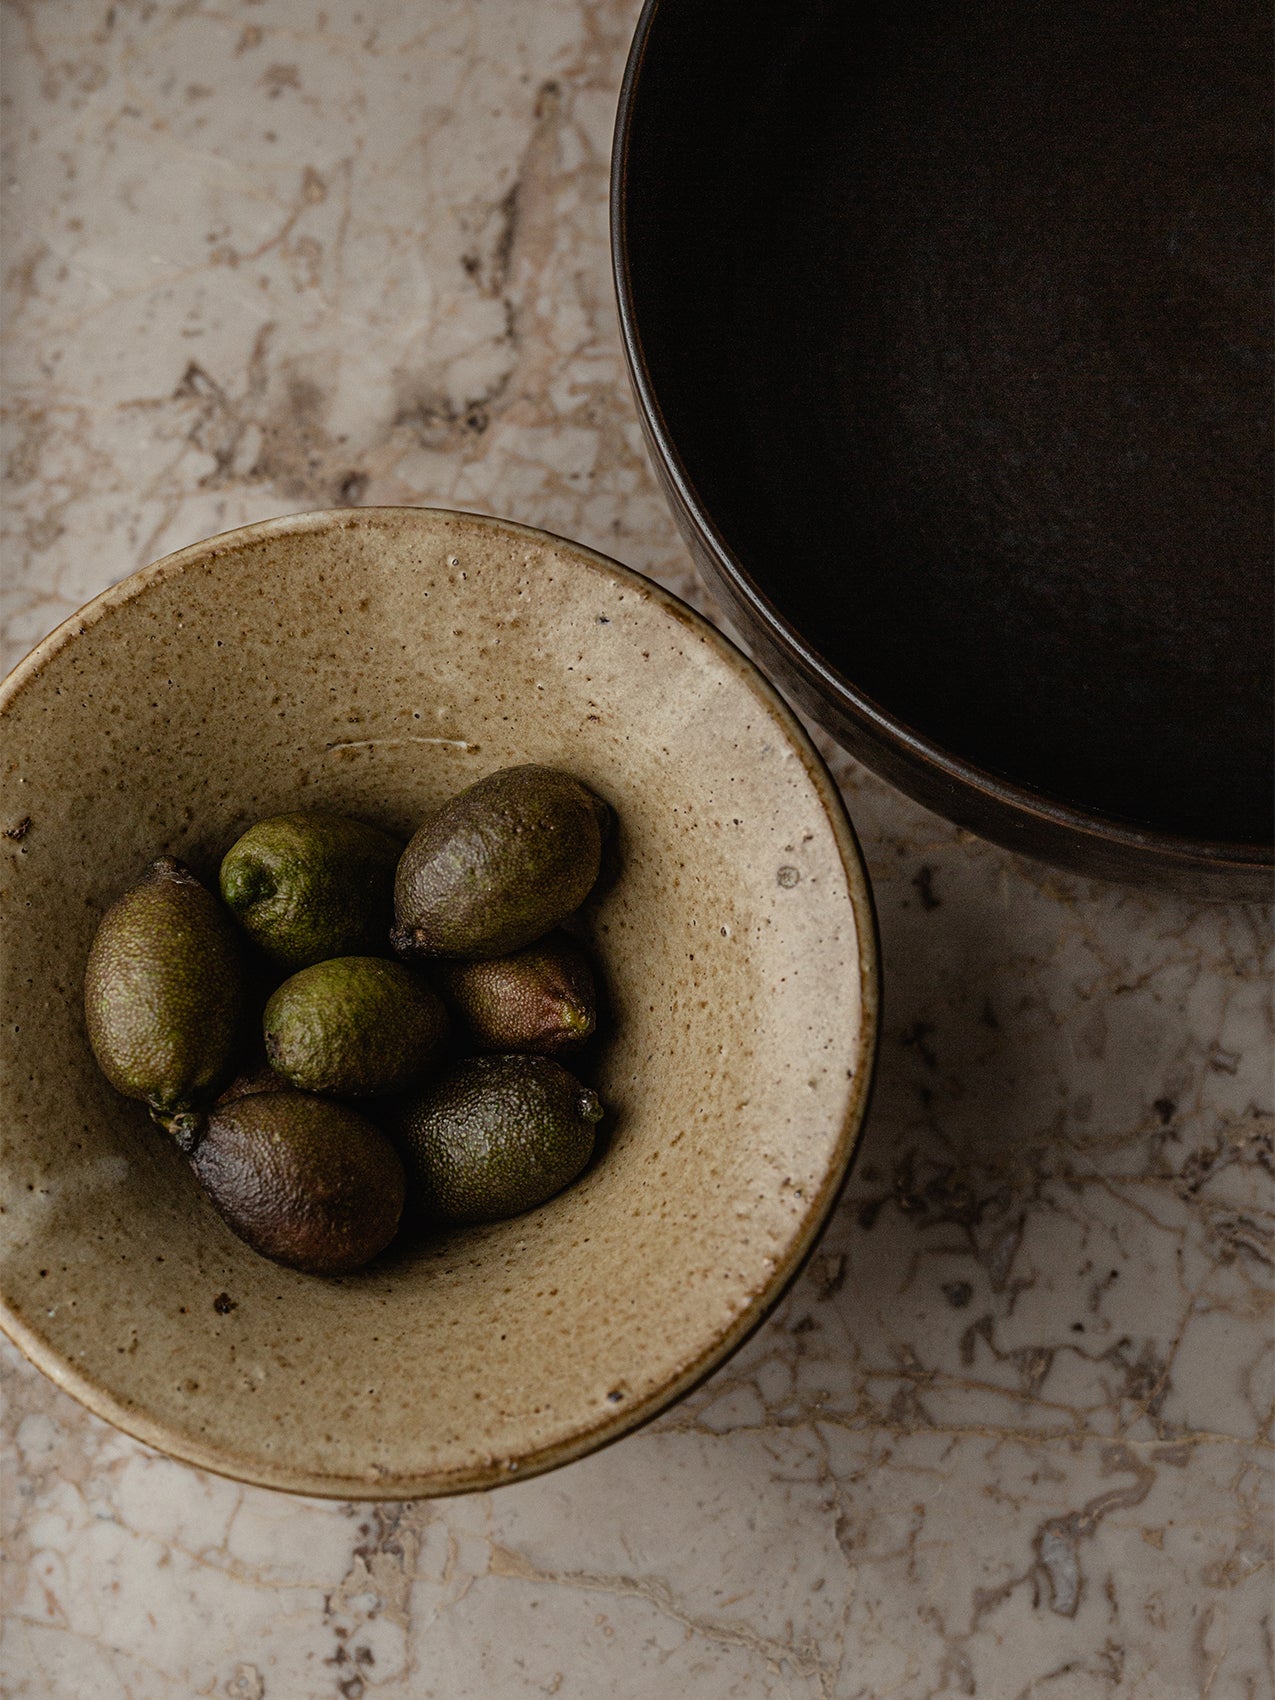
<box><xmin>609</xmin><ymin>0</ymin><xmax>1273</xmax><ymax>886</ymax></box>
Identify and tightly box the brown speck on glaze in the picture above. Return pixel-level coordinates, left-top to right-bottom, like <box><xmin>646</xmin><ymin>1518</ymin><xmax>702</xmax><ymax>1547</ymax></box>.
<box><xmin>0</xmin><ymin>507</ymin><xmax>878</xmax><ymax>1500</ymax></box>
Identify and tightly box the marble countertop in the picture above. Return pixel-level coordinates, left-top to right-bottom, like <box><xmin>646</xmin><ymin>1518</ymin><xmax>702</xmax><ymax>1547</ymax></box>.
<box><xmin>2</xmin><ymin>3</ymin><xmax>1271</xmax><ymax>1696</ymax></box>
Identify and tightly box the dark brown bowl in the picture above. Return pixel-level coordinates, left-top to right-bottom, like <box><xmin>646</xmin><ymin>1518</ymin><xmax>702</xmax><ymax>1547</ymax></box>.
<box><xmin>612</xmin><ymin>0</ymin><xmax>1273</xmax><ymax>900</ymax></box>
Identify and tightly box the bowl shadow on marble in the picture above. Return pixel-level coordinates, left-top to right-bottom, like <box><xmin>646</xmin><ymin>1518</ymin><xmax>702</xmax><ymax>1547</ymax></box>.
<box><xmin>723</xmin><ymin>855</ymin><xmax>1179</xmax><ymax>1410</ymax></box>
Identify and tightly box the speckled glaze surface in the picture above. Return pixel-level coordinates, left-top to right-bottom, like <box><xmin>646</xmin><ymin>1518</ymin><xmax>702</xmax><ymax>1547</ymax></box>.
<box><xmin>0</xmin><ymin>505</ymin><xmax>878</xmax><ymax>1499</ymax></box>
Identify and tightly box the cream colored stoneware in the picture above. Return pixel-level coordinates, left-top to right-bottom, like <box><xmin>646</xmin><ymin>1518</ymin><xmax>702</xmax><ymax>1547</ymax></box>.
<box><xmin>0</xmin><ymin>508</ymin><xmax>878</xmax><ymax>1499</ymax></box>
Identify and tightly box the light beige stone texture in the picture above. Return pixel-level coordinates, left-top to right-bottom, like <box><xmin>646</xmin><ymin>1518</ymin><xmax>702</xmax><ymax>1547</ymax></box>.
<box><xmin>2</xmin><ymin>3</ymin><xmax>1271</xmax><ymax>1697</ymax></box>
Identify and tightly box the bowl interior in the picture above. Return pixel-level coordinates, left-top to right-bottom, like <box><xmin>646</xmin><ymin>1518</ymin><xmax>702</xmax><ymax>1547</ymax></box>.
<box><xmin>0</xmin><ymin>508</ymin><xmax>875</xmax><ymax>1497</ymax></box>
<box><xmin>619</xmin><ymin>0</ymin><xmax>1273</xmax><ymax>849</ymax></box>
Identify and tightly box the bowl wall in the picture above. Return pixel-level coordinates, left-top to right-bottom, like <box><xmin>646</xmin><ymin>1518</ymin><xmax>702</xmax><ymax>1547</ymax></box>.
<box><xmin>0</xmin><ymin>507</ymin><xmax>877</xmax><ymax>1496</ymax></box>
<box><xmin>612</xmin><ymin>0</ymin><xmax>1274</xmax><ymax>901</ymax></box>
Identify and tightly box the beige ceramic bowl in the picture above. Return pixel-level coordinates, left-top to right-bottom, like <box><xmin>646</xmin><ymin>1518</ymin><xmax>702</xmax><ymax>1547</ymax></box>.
<box><xmin>0</xmin><ymin>508</ymin><xmax>878</xmax><ymax>1498</ymax></box>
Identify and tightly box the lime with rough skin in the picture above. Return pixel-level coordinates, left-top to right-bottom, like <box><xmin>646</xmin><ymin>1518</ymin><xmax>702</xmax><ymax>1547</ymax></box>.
<box><xmin>264</xmin><ymin>956</ymin><xmax>449</xmax><ymax>1097</ymax></box>
<box><xmin>391</xmin><ymin>765</ymin><xmax>607</xmax><ymax>961</ymax></box>
<box><xmin>438</xmin><ymin>931</ymin><xmax>597</xmax><ymax>1056</ymax></box>
<box><xmin>84</xmin><ymin>857</ymin><xmax>242</xmax><ymax>1143</ymax></box>
<box><xmin>190</xmin><ymin>1089</ymin><xmax>405</xmax><ymax>1274</ymax></box>
<box><xmin>220</xmin><ymin>812</ymin><xmax>403</xmax><ymax>969</ymax></box>
<box><xmin>396</xmin><ymin>1054</ymin><xmax>603</xmax><ymax>1224</ymax></box>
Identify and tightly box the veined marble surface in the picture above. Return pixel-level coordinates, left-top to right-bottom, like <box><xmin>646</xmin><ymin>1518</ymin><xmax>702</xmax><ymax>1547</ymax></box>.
<box><xmin>1</xmin><ymin>3</ymin><xmax>1271</xmax><ymax>1696</ymax></box>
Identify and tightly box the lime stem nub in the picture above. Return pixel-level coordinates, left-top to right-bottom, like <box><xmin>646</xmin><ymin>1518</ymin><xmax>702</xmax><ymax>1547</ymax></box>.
<box><xmin>561</xmin><ymin>1001</ymin><xmax>594</xmax><ymax>1037</ymax></box>
<box><xmin>151</xmin><ymin>1105</ymin><xmax>206</xmax><ymax>1154</ymax></box>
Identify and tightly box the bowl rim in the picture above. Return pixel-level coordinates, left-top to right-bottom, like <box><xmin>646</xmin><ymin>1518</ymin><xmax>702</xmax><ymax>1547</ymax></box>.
<box><xmin>609</xmin><ymin>0</ymin><xmax>1273</xmax><ymax>891</ymax></box>
<box><xmin>0</xmin><ymin>504</ymin><xmax>880</xmax><ymax>1499</ymax></box>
